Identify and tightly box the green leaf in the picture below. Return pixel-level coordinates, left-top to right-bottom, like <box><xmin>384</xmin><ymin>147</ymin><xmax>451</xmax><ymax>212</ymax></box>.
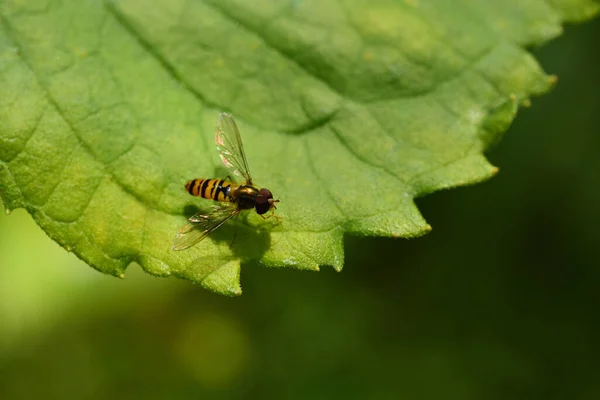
<box><xmin>0</xmin><ymin>0</ymin><xmax>598</xmax><ymax>295</ymax></box>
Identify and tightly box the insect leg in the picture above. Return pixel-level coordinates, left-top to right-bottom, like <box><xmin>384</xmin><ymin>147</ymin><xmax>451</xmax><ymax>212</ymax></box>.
<box><xmin>260</xmin><ymin>210</ymin><xmax>283</xmax><ymax>222</ymax></box>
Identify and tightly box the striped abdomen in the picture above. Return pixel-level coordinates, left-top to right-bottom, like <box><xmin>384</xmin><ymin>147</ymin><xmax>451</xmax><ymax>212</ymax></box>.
<box><xmin>185</xmin><ymin>179</ymin><xmax>234</xmax><ymax>202</ymax></box>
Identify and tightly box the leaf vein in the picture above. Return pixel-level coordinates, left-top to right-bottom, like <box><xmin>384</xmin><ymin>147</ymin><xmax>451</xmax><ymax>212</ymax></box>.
<box><xmin>204</xmin><ymin>0</ymin><xmax>344</xmax><ymax>98</ymax></box>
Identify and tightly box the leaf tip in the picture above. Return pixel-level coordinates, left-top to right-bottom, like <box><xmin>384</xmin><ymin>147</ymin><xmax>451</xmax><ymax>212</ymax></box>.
<box><xmin>548</xmin><ymin>74</ymin><xmax>559</xmax><ymax>85</ymax></box>
<box><xmin>491</xmin><ymin>166</ymin><xmax>500</xmax><ymax>176</ymax></box>
<box><xmin>118</xmin><ymin>273</ymin><xmax>125</xmax><ymax>279</ymax></box>
<box><xmin>521</xmin><ymin>98</ymin><xmax>532</xmax><ymax>108</ymax></box>
<box><xmin>424</xmin><ymin>224</ymin><xmax>432</xmax><ymax>232</ymax></box>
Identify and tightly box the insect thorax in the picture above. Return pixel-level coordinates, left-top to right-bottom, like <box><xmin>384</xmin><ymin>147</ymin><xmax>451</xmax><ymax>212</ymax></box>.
<box><xmin>233</xmin><ymin>185</ymin><xmax>260</xmax><ymax>210</ymax></box>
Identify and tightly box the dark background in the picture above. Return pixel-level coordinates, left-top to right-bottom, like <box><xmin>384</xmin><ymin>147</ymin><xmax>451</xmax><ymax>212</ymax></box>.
<box><xmin>1</xmin><ymin>17</ymin><xmax>599</xmax><ymax>400</ymax></box>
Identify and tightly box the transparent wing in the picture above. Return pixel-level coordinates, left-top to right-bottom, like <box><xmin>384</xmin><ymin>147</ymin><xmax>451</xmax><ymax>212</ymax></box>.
<box><xmin>171</xmin><ymin>204</ymin><xmax>240</xmax><ymax>251</ymax></box>
<box><xmin>215</xmin><ymin>112</ymin><xmax>252</xmax><ymax>184</ymax></box>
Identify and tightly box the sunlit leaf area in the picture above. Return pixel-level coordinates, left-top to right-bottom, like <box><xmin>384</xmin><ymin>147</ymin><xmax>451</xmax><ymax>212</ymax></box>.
<box><xmin>2</xmin><ymin>0</ymin><xmax>597</xmax><ymax>293</ymax></box>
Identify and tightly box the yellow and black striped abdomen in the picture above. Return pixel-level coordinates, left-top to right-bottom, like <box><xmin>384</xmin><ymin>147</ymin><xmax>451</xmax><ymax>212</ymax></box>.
<box><xmin>185</xmin><ymin>179</ymin><xmax>234</xmax><ymax>202</ymax></box>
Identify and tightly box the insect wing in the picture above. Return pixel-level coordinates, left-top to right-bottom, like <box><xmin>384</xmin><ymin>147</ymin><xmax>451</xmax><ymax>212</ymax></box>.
<box><xmin>171</xmin><ymin>204</ymin><xmax>240</xmax><ymax>251</ymax></box>
<box><xmin>215</xmin><ymin>112</ymin><xmax>253</xmax><ymax>184</ymax></box>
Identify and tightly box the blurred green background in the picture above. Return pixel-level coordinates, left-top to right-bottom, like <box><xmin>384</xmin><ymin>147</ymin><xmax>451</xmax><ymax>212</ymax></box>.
<box><xmin>1</xmin><ymin>18</ymin><xmax>599</xmax><ymax>400</ymax></box>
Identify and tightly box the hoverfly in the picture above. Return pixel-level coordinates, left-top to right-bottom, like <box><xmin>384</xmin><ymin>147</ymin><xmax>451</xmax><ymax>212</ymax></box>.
<box><xmin>172</xmin><ymin>112</ymin><xmax>279</xmax><ymax>250</ymax></box>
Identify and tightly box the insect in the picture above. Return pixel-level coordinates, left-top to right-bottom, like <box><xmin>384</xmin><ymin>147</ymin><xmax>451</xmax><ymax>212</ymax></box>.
<box><xmin>172</xmin><ymin>112</ymin><xmax>279</xmax><ymax>250</ymax></box>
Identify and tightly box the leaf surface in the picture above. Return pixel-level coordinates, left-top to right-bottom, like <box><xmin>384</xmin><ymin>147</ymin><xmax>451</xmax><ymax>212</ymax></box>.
<box><xmin>0</xmin><ymin>0</ymin><xmax>597</xmax><ymax>294</ymax></box>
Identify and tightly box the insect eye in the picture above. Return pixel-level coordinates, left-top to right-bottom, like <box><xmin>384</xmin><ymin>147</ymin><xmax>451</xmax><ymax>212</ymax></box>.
<box><xmin>255</xmin><ymin>200</ymin><xmax>270</xmax><ymax>215</ymax></box>
<box><xmin>255</xmin><ymin>188</ymin><xmax>273</xmax><ymax>215</ymax></box>
<box><xmin>259</xmin><ymin>188</ymin><xmax>273</xmax><ymax>200</ymax></box>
